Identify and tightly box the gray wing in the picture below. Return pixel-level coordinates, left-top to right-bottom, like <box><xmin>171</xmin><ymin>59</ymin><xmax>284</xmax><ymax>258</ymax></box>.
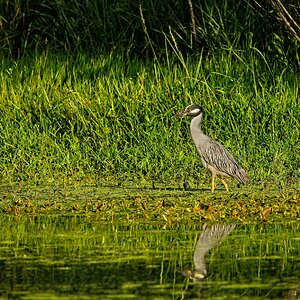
<box><xmin>200</xmin><ymin>138</ymin><xmax>249</xmax><ymax>183</ymax></box>
<box><xmin>194</xmin><ymin>224</ymin><xmax>235</xmax><ymax>274</ymax></box>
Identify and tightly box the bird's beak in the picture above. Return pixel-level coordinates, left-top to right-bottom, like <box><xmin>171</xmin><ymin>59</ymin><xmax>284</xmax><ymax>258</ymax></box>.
<box><xmin>172</xmin><ymin>110</ymin><xmax>186</xmax><ymax>118</ymax></box>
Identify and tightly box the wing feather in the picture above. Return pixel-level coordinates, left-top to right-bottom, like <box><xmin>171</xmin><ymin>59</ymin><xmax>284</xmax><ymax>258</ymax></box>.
<box><xmin>199</xmin><ymin>138</ymin><xmax>249</xmax><ymax>183</ymax></box>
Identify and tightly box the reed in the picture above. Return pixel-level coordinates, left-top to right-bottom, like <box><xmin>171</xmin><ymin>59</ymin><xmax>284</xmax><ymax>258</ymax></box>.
<box><xmin>1</xmin><ymin>0</ymin><xmax>299</xmax><ymax>62</ymax></box>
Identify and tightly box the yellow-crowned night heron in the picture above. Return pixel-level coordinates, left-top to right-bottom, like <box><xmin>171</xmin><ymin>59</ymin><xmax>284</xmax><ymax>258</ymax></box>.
<box><xmin>179</xmin><ymin>223</ymin><xmax>235</xmax><ymax>281</ymax></box>
<box><xmin>174</xmin><ymin>104</ymin><xmax>249</xmax><ymax>192</ymax></box>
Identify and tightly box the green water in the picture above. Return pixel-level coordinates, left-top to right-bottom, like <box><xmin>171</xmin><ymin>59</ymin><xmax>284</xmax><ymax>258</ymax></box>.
<box><xmin>0</xmin><ymin>216</ymin><xmax>299</xmax><ymax>300</ymax></box>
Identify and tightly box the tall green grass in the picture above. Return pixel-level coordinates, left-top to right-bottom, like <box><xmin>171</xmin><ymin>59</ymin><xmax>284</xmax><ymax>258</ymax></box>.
<box><xmin>0</xmin><ymin>49</ymin><xmax>299</xmax><ymax>185</ymax></box>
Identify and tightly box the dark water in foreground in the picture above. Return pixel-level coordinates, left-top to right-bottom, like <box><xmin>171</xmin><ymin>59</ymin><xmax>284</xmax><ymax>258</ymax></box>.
<box><xmin>0</xmin><ymin>216</ymin><xmax>299</xmax><ymax>300</ymax></box>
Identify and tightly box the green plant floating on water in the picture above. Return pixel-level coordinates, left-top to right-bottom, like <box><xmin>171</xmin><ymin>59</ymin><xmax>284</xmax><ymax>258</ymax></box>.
<box><xmin>0</xmin><ymin>182</ymin><xmax>299</xmax><ymax>223</ymax></box>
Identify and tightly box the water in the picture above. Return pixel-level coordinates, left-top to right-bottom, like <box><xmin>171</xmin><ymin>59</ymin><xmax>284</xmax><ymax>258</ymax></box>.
<box><xmin>0</xmin><ymin>215</ymin><xmax>299</xmax><ymax>300</ymax></box>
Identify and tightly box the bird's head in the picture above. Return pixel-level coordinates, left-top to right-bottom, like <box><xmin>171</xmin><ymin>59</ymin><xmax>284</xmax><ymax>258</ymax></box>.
<box><xmin>177</xmin><ymin>268</ymin><xmax>207</xmax><ymax>282</ymax></box>
<box><xmin>191</xmin><ymin>270</ymin><xmax>207</xmax><ymax>281</ymax></box>
<box><xmin>173</xmin><ymin>104</ymin><xmax>203</xmax><ymax>118</ymax></box>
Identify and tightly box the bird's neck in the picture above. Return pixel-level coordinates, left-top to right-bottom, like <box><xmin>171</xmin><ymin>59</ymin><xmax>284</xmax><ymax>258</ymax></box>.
<box><xmin>190</xmin><ymin>113</ymin><xmax>203</xmax><ymax>134</ymax></box>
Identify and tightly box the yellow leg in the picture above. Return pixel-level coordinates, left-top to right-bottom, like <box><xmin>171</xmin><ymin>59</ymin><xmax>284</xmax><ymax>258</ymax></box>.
<box><xmin>220</xmin><ymin>178</ymin><xmax>229</xmax><ymax>192</ymax></box>
<box><xmin>211</xmin><ymin>175</ymin><xmax>215</xmax><ymax>193</ymax></box>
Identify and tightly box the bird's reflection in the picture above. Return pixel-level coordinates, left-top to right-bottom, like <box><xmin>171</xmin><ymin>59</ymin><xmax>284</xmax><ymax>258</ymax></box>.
<box><xmin>179</xmin><ymin>223</ymin><xmax>235</xmax><ymax>281</ymax></box>
<box><xmin>287</xmin><ymin>285</ymin><xmax>300</xmax><ymax>298</ymax></box>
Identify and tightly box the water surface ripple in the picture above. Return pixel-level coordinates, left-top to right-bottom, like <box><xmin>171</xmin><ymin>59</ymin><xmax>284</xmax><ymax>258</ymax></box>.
<box><xmin>0</xmin><ymin>216</ymin><xmax>299</xmax><ymax>299</ymax></box>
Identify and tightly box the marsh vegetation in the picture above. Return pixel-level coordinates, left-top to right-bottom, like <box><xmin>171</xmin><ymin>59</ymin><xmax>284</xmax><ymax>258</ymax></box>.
<box><xmin>1</xmin><ymin>49</ymin><xmax>299</xmax><ymax>186</ymax></box>
<box><xmin>1</xmin><ymin>0</ymin><xmax>299</xmax><ymax>187</ymax></box>
<box><xmin>0</xmin><ymin>2</ymin><xmax>300</xmax><ymax>298</ymax></box>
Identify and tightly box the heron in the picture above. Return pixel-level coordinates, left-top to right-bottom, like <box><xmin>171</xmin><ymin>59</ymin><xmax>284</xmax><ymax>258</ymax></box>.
<box><xmin>179</xmin><ymin>223</ymin><xmax>236</xmax><ymax>281</ymax></box>
<box><xmin>173</xmin><ymin>104</ymin><xmax>249</xmax><ymax>192</ymax></box>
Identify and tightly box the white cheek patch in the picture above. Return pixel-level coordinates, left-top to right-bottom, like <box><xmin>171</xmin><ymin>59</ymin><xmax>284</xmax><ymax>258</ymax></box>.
<box><xmin>189</xmin><ymin>108</ymin><xmax>200</xmax><ymax>114</ymax></box>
